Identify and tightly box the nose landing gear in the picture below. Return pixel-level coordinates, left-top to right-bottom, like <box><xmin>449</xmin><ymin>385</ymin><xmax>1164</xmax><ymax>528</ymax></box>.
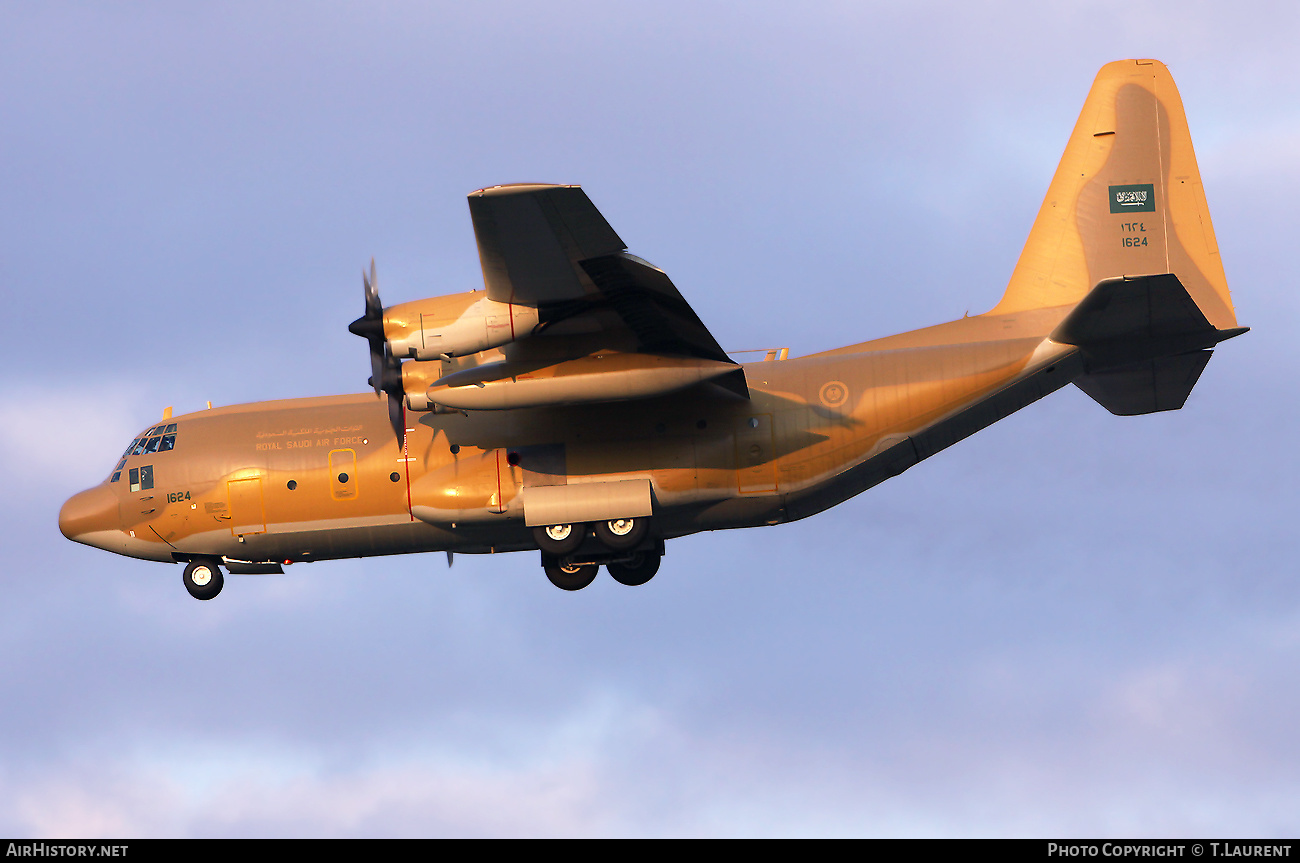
<box><xmin>182</xmin><ymin>559</ymin><xmax>224</xmax><ymax>601</ymax></box>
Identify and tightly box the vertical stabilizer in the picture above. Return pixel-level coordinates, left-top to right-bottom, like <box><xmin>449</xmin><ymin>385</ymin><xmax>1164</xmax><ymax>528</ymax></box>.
<box><xmin>988</xmin><ymin>60</ymin><xmax>1237</xmax><ymax>330</ymax></box>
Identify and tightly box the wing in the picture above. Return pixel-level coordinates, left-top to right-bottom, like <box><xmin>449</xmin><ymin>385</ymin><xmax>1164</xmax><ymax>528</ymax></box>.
<box><xmin>468</xmin><ymin>185</ymin><xmax>743</xmax><ymax>385</ymax></box>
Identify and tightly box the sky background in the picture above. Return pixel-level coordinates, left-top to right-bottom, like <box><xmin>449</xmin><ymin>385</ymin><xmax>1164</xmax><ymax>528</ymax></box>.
<box><xmin>3</xmin><ymin>0</ymin><xmax>1299</xmax><ymax>838</ymax></box>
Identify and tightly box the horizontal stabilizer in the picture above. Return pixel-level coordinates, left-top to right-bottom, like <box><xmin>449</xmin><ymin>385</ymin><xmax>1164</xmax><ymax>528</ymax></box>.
<box><xmin>1053</xmin><ymin>273</ymin><xmax>1246</xmax><ymax>415</ymax></box>
<box><xmin>1074</xmin><ymin>350</ymin><xmax>1212</xmax><ymax>416</ymax></box>
<box><xmin>1052</xmin><ymin>273</ymin><xmax>1245</xmax><ymax>368</ymax></box>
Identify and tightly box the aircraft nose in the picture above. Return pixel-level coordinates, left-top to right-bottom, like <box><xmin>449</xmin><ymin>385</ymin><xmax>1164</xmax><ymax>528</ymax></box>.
<box><xmin>59</xmin><ymin>485</ymin><xmax>120</xmax><ymax>542</ymax></box>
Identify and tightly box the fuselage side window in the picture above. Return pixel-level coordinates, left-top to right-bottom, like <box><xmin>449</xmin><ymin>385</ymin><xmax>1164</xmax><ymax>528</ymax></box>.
<box><xmin>128</xmin><ymin>465</ymin><xmax>154</xmax><ymax>493</ymax></box>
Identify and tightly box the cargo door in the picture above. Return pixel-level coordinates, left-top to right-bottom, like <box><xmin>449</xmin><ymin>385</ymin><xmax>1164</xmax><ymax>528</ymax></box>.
<box><xmin>228</xmin><ymin>477</ymin><xmax>267</xmax><ymax>536</ymax></box>
<box><xmin>735</xmin><ymin>414</ymin><xmax>777</xmax><ymax>494</ymax></box>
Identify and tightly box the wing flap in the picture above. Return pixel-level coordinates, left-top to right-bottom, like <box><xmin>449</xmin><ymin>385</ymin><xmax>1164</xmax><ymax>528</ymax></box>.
<box><xmin>579</xmin><ymin>253</ymin><xmax>734</xmax><ymax>364</ymax></box>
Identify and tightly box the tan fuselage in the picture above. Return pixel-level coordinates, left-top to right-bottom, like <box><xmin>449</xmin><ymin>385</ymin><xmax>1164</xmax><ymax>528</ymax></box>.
<box><xmin>59</xmin><ymin>309</ymin><xmax>1079</xmax><ymax>567</ymax></box>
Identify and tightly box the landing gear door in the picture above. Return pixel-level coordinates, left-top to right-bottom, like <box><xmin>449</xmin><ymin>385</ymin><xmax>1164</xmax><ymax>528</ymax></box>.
<box><xmin>522</xmin><ymin>479</ymin><xmax>652</xmax><ymax>527</ymax></box>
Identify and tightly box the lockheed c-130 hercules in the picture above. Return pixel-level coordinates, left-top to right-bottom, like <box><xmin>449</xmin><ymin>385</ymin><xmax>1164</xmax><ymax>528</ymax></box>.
<box><xmin>60</xmin><ymin>60</ymin><xmax>1246</xmax><ymax>599</ymax></box>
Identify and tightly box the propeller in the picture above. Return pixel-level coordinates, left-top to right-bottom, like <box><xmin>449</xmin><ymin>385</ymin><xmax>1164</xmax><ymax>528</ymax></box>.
<box><xmin>347</xmin><ymin>259</ymin><xmax>406</xmax><ymax>444</ymax></box>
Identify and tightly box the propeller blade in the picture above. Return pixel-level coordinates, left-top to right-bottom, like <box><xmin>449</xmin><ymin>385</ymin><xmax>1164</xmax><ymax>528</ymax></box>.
<box><xmin>351</xmin><ymin>258</ymin><xmax>404</xmax><ymax>446</ymax></box>
<box><xmin>387</xmin><ymin>383</ymin><xmax>405</xmax><ymax>444</ymax></box>
<box><xmin>351</xmin><ymin>257</ymin><xmax>388</xmax><ymax>397</ymax></box>
<box><xmin>363</xmin><ymin>258</ymin><xmax>381</xmax><ymax>318</ymax></box>
<box><xmin>369</xmin><ymin>348</ymin><xmax>386</xmax><ymax>398</ymax></box>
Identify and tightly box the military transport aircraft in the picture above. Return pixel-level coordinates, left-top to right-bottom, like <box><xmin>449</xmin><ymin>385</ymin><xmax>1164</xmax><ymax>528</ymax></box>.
<box><xmin>60</xmin><ymin>60</ymin><xmax>1246</xmax><ymax>599</ymax></box>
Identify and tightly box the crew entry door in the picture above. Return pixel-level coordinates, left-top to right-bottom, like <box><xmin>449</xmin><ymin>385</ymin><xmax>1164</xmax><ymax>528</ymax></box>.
<box><xmin>227</xmin><ymin>477</ymin><xmax>267</xmax><ymax>536</ymax></box>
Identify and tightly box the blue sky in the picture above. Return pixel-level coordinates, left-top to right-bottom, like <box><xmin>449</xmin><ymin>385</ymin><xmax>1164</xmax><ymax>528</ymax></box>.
<box><xmin>3</xmin><ymin>1</ymin><xmax>1299</xmax><ymax>837</ymax></box>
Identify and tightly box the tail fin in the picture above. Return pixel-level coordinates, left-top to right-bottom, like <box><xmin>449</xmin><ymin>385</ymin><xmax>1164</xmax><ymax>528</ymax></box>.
<box><xmin>989</xmin><ymin>59</ymin><xmax>1238</xmax><ymax>332</ymax></box>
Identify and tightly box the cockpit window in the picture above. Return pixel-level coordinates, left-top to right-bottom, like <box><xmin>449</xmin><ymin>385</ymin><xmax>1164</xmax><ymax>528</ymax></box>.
<box><xmin>128</xmin><ymin>465</ymin><xmax>154</xmax><ymax>492</ymax></box>
<box><xmin>123</xmin><ymin>424</ymin><xmax>180</xmax><ymax>462</ymax></box>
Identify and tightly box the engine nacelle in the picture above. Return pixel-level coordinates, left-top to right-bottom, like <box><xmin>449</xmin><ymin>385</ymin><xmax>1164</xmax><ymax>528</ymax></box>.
<box><xmin>383</xmin><ymin>292</ymin><xmax>539</xmax><ymax>361</ymax></box>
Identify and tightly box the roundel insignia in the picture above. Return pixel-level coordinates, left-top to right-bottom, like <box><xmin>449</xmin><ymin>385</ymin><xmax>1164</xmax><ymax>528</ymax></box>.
<box><xmin>819</xmin><ymin>380</ymin><xmax>849</xmax><ymax>408</ymax></box>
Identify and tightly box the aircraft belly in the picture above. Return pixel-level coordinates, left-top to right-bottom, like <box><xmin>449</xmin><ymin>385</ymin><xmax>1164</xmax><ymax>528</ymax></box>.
<box><xmin>778</xmin><ymin>341</ymin><xmax>1081</xmax><ymax>521</ymax></box>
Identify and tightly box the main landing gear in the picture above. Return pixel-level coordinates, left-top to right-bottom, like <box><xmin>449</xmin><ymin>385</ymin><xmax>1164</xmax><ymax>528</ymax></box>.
<box><xmin>182</xmin><ymin>559</ymin><xmax>224</xmax><ymax>601</ymax></box>
<box><xmin>535</xmin><ymin>518</ymin><xmax>663</xmax><ymax>591</ymax></box>
<box><xmin>543</xmin><ymin>560</ymin><xmax>601</xmax><ymax>591</ymax></box>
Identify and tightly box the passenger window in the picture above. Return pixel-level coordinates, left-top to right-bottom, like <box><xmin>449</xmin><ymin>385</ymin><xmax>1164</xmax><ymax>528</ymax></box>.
<box><xmin>159</xmin><ymin>434</ymin><xmax>175</xmax><ymax>451</ymax></box>
<box><xmin>145</xmin><ymin>436</ymin><xmax>163</xmax><ymax>454</ymax></box>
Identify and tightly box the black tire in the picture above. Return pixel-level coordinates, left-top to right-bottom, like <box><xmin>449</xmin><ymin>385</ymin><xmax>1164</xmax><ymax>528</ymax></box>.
<box><xmin>183</xmin><ymin>560</ymin><xmax>224</xmax><ymax>601</ymax></box>
<box><xmin>594</xmin><ymin>516</ymin><xmax>650</xmax><ymax>551</ymax></box>
<box><xmin>533</xmin><ymin>523</ymin><xmax>585</xmax><ymax>556</ymax></box>
<box><xmin>544</xmin><ymin>560</ymin><xmax>599</xmax><ymax>591</ymax></box>
<box><xmin>607</xmin><ymin>552</ymin><xmax>661</xmax><ymax>587</ymax></box>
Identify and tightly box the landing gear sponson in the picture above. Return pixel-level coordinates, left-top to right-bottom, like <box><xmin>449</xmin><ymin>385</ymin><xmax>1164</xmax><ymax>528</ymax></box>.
<box><xmin>534</xmin><ymin>517</ymin><xmax>663</xmax><ymax>591</ymax></box>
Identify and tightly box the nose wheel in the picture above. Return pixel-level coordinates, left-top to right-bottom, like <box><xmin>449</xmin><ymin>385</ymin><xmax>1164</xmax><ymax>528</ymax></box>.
<box><xmin>182</xmin><ymin>560</ymin><xmax>224</xmax><ymax>600</ymax></box>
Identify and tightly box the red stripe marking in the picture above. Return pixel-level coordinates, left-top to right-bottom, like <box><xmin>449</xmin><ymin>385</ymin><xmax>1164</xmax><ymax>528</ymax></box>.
<box><xmin>494</xmin><ymin>448</ymin><xmax>504</xmax><ymax>513</ymax></box>
<box><xmin>402</xmin><ymin>402</ymin><xmax>414</xmax><ymax>520</ymax></box>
